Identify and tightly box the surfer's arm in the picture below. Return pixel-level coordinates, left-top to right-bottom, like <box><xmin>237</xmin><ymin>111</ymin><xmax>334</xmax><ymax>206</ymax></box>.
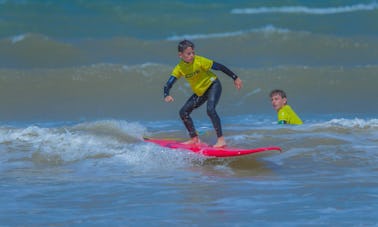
<box><xmin>211</xmin><ymin>62</ymin><xmax>238</xmax><ymax>80</ymax></box>
<box><xmin>212</xmin><ymin>62</ymin><xmax>242</xmax><ymax>90</ymax></box>
<box><xmin>164</xmin><ymin>75</ymin><xmax>177</xmax><ymax>102</ymax></box>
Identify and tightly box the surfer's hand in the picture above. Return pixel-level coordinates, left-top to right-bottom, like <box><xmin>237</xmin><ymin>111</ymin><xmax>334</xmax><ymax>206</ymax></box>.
<box><xmin>164</xmin><ymin>96</ymin><xmax>174</xmax><ymax>102</ymax></box>
<box><xmin>234</xmin><ymin>78</ymin><xmax>243</xmax><ymax>90</ymax></box>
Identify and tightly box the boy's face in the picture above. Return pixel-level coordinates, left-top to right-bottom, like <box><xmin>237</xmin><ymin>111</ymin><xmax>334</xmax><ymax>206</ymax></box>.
<box><xmin>271</xmin><ymin>94</ymin><xmax>287</xmax><ymax>112</ymax></box>
<box><xmin>179</xmin><ymin>47</ymin><xmax>195</xmax><ymax>63</ymax></box>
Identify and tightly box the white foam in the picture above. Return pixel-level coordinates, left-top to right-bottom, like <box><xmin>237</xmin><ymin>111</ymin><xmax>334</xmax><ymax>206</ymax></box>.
<box><xmin>0</xmin><ymin>120</ymin><xmax>207</xmax><ymax>168</ymax></box>
<box><xmin>166</xmin><ymin>25</ymin><xmax>289</xmax><ymax>41</ymax></box>
<box><xmin>73</xmin><ymin>120</ymin><xmax>147</xmax><ymax>140</ymax></box>
<box><xmin>10</xmin><ymin>34</ymin><xmax>27</xmax><ymax>44</ymax></box>
<box><xmin>314</xmin><ymin>118</ymin><xmax>378</xmax><ymax>128</ymax></box>
<box><xmin>231</xmin><ymin>2</ymin><xmax>378</xmax><ymax>15</ymax></box>
<box><xmin>122</xmin><ymin>62</ymin><xmax>161</xmax><ymax>70</ymax></box>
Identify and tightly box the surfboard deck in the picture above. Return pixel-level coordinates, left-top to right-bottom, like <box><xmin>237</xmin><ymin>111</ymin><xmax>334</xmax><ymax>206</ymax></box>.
<box><xmin>144</xmin><ymin>137</ymin><xmax>282</xmax><ymax>158</ymax></box>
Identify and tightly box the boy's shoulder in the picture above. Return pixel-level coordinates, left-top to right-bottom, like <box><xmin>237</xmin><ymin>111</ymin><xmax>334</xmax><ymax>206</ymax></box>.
<box><xmin>279</xmin><ymin>105</ymin><xmax>292</xmax><ymax>113</ymax></box>
<box><xmin>190</xmin><ymin>55</ymin><xmax>211</xmax><ymax>61</ymax></box>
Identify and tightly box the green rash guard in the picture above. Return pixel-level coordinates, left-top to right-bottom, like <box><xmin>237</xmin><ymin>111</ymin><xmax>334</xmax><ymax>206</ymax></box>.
<box><xmin>278</xmin><ymin>105</ymin><xmax>303</xmax><ymax>125</ymax></box>
<box><xmin>171</xmin><ymin>55</ymin><xmax>217</xmax><ymax>96</ymax></box>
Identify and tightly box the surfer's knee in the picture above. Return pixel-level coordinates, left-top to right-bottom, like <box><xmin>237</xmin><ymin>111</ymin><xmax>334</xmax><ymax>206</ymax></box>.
<box><xmin>206</xmin><ymin>106</ymin><xmax>217</xmax><ymax>118</ymax></box>
<box><xmin>179</xmin><ymin>108</ymin><xmax>188</xmax><ymax>119</ymax></box>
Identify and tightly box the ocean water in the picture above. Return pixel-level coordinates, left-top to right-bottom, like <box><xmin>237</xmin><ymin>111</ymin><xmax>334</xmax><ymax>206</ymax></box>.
<box><xmin>1</xmin><ymin>0</ymin><xmax>378</xmax><ymax>226</ymax></box>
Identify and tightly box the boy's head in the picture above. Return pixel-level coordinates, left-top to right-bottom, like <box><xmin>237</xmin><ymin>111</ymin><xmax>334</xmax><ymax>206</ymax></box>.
<box><xmin>270</xmin><ymin>89</ymin><xmax>287</xmax><ymax>112</ymax></box>
<box><xmin>178</xmin><ymin>40</ymin><xmax>194</xmax><ymax>52</ymax></box>
<box><xmin>178</xmin><ymin>40</ymin><xmax>195</xmax><ymax>63</ymax></box>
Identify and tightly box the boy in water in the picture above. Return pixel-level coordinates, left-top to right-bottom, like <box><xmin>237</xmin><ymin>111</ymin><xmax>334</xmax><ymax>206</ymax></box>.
<box><xmin>164</xmin><ymin>40</ymin><xmax>243</xmax><ymax>147</ymax></box>
<box><xmin>270</xmin><ymin>89</ymin><xmax>303</xmax><ymax>125</ymax></box>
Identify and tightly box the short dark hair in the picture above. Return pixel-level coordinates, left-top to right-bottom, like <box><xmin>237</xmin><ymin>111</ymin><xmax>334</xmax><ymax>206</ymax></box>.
<box><xmin>270</xmin><ymin>89</ymin><xmax>287</xmax><ymax>98</ymax></box>
<box><xmin>178</xmin><ymin>40</ymin><xmax>194</xmax><ymax>52</ymax></box>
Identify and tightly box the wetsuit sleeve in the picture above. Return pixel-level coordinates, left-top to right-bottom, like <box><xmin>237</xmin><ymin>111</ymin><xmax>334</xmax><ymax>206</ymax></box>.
<box><xmin>278</xmin><ymin>120</ymin><xmax>287</xmax><ymax>124</ymax></box>
<box><xmin>163</xmin><ymin>75</ymin><xmax>177</xmax><ymax>98</ymax></box>
<box><xmin>211</xmin><ymin>61</ymin><xmax>238</xmax><ymax>80</ymax></box>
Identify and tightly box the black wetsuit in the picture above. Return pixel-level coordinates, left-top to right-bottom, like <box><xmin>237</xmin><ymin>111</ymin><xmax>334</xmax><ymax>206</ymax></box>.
<box><xmin>164</xmin><ymin>61</ymin><xmax>238</xmax><ymax>138</ymax></box>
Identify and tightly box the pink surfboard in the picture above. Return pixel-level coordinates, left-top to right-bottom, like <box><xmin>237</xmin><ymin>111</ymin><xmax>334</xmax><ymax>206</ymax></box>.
<box><xmin>144</xmin><ymin>137</ymin><xmax>282</xmax><ymax>158</ymax></box>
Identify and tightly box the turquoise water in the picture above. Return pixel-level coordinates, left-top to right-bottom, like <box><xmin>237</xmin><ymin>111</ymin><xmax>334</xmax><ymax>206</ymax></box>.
<box><xmin>1</xmin><ymin>0</ymin><xmax>378</xmax><ymax>226</ymax></box>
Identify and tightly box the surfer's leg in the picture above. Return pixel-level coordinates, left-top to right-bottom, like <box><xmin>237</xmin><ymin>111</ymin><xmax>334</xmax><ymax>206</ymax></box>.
<box><xmin>206</xmin><ymin>79</ymin><xmax>226</xmax><ymax>147</ymax></box>
<box><xmin>179</xmin><ymin>94</ymin><xmax>203</xmax><ymax>140</ymax></box>
<box><xmin>206</xmin><ymin>79</ymin><xmax>222</xmax><ymax>137</ymax></box>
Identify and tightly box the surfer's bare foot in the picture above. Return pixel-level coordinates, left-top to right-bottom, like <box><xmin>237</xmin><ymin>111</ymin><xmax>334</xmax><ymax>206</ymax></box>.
<box><xmin>182</xmin><ymin>136</ymin><xmax>200</xmax><ymax>145</ymax></box>
<box><xmin>213</xmin><ymin>136</ymin><xmax>226</xmax><ymax>148</ymax></box>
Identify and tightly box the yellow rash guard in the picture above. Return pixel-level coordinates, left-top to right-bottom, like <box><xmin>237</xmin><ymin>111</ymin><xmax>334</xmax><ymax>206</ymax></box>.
<box><xmin>278</xmin><ymin>105</ymin><xmax>303</xmax><ymax>125</ymax></box>
<box><xmin>171</xmin><ymin>55</ymin><xmax>217</xmax><ymax>96</ymax></box>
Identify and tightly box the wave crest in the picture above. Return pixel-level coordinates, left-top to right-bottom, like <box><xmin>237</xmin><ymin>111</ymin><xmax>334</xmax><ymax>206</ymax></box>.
<box><xmin>231</xmin><ymin>2</ymin><xmax>378</xmax><ymax>15</ymax></box>
<box><xmin>166</xmin><ymin>25</ymin><xmax>289</xmax><ymax>41</ymax></box>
